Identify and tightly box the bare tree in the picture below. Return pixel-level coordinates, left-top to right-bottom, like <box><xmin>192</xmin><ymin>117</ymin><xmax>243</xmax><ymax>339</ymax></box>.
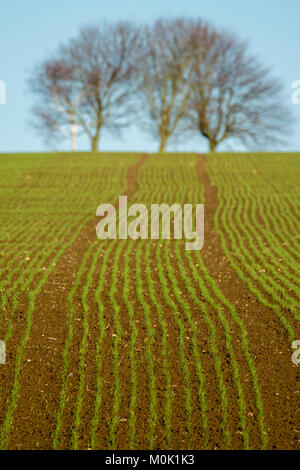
<box><xmin>185</xmin><ymin>31</ymin><xmax>293</xmax><ymax>152</ymax></box>
<box><xmin>30</xmin><ymin>21</ymin><xmax>140</xmax><ymax>151</ymax></box>
<box><xmin>30</xmin><ymin>19</ymin><xmax>293</xmax><ymax>153</ymax></box>
<box><xmin>136</xmin><ymin>18</ymin><xmax>204</xmax><ymax>152</ymax></box>
<box><xmin>29</xmin><ymin>59</ymin><xmax>85</xmax><ymax>150</ymax></box>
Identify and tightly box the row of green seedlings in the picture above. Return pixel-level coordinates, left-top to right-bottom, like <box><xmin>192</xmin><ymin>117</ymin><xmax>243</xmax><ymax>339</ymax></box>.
<box><xmin>52</xmin><ymin>158</ymin><xmax>142</xmax><ymax>450</ymax></box>
<box><xmin>53</xmin><ymin>153</ymin><xmax>265</xmax><ymax>450</ymax></box>
<box><xmin>133</xmin><ymin>156</ymin><xmax>266</xmax><ymax>449</ymax></box>
<box><xmin>161</xmin><ymin>159</ymin><xmax>266</xmax><ymax>449</ymax></box>
<box><xmin>206</xmin><ymin>154</ymin><xmax>300</xmax><ymax>341</ymax></box>
<box><xmin>0</xmin><ymin>158</ymin><xmax>137</xmax><ymax>449</ymax></box>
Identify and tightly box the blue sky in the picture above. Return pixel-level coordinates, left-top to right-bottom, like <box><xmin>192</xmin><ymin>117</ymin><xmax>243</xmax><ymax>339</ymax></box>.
<box><xmin>1</xmin><ymin>0</ymin><xmax>300</xmax><ymax>153</ymax></box>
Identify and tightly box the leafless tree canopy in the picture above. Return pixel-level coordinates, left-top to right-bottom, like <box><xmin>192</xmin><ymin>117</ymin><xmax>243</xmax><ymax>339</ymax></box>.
<box><xmin>29</xmin><ymin>21</ymin><xmax>141</xmax><ymax>151</ymax></box>
<box><xmin>184</xmin><ymin>31</ymin><xmax>292</xmax><ymax>151</ymax></box>
<box><xmin>29</xmin><ymin>59</ymin><xmax>83</xmax><ymax>150</ymax></box>
<box><xmin>135</xmin><ymin>18</ymin><xmax>202</xmax><ymax>152</ymax></box>
<box><xmin>29</xmin><ymin>18</ymin><xmax>293</xmax><ymax>152</ymax></box>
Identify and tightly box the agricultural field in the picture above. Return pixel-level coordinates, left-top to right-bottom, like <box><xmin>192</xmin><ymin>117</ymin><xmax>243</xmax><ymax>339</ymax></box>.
<box><xmin>0</xmin><ymin>151</ymin><xmax>299</xmax><ymax>450</ymax></box>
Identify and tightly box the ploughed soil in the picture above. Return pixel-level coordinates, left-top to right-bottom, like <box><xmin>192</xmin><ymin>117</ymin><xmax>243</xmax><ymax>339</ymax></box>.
<box><xmin>0</xmin><ymin>154</ymin><xmax>299</xmax><ymax>450</ymax></box>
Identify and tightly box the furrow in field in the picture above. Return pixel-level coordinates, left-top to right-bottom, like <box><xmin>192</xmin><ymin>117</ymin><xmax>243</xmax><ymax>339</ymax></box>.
<box><xmin>134</xmin><ymin>240</ymin><xmax>158</xmax><ymax>450</ymax></box>
<box><xmin>162</xmin><ymin>242</ymin><xmax>210</xmax><ymax>448</ymax></box>
<box><xmin>52</xmin><ymin>241</ymin><xmax>96</xmax><ymax>449</ymax></box>
<box><xmin>144</xmin><ymin>241</ymin><xmax>173</xmax><ymax>448</ymax></box>
<box><xmin>3</xmin><ymin>153</ymin><xmax>141</xmax><ymax>449</ymax></box>
<box><xmin>142</xmin><ymin>160</ymin><xmax>197</xmax><ymax>449</ymax></box>
<box><xmin>225</xmin><ymin>161</ymin><xmax>300</xmax><ymax>298</ymax></box>
<box><xmin>0</xmin><ymin>214</ymin><xmax>90</xmax><ymax>449</ymax></box>
<box><xmin>90</xmin><ymin>240</ymin><xmax>115</xmax><ymax>449</ymax></box>
<box><xmin>122</xmin><ymin>240</ymin><xmax>139</xmax><ymax>450</ymax></box>
<box><xmin>169</xmin><ymin>162</ymin><xmax>253</xmax><ymax>448</ymax></box>
<box><xmin>205</xmin><ymin>152</ymin><xmax>300</xmax><ymax>449</ymax></box>
<box><xmin>215</xmin><ymin>169</ymin><xmax>297</xmax><ymax>338</ymax></box>
<box><xmin>0</xmin><ymin>215</ymin><xmax>74</xmax><ymax>336</ymax></box>
<box><xmin>107</xmin><ymin>242</ymin><xmax>126</xmax><ymax>449</ymax></box>
<box><xmin>0</xmin><ymin>214</ymin><xmax>81</xmax><ymax>427</ymax></box>
<box><xmin>192</xmin><ymin>248</ymin><xmax>267</xmax><ymax>449</ymax></box>
<box><xmin>196</xmin><ymin>155</ymin><xmax>269</xmax><ymax>449</ymax></box>
<box><xmin>230</xmin><ymin>180</ymin><xmax>300</xmax><ymax>319</ymax></box>
<box><xmin>136</xmin><ymin>155</ymin><xmax>244</xmax><ymax>449</ymax></box>
<box><xmin>53</xmin><ymin>155</ymin><xmax>147</xmax><ymax>450</ymax></box>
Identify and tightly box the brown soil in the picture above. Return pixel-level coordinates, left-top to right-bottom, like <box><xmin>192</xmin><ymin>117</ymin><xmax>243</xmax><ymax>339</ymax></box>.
<box><xmin>197</xmin><ymin>154</ymin><xmax>300</xmax><ymax>450</ymax></box>
<box><xmin>0</xmin><ymin>153</ymin><xmax>299</xmax><ymax>450</ymax></box>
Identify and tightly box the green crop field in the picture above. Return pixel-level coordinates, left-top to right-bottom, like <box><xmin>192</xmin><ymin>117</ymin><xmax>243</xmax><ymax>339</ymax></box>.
<box><xmin>0</xmin><ymin>152</ymin><xmax>299</xmax><ymax>450</ymax></box>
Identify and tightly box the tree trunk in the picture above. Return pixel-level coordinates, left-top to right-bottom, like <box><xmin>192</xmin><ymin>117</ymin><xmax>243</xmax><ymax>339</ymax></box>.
<box><xmin>71</xmin><ymin>124</ymin><xmax>77</xmax><ymax>152</ymax></box>
<box><xmin>209</xmin><ymin>140</ymin><xmax>217</xmax><ymax>152</ymax></box>
<box><xmin>91</xmin><ymin>133</ymin><xmax>100</xmax><ymax>152</ymax></box>
<box><xmin>159</xmin><ymin>134</ymin><xmax>168</xmax><ymax>152</ymax></box>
